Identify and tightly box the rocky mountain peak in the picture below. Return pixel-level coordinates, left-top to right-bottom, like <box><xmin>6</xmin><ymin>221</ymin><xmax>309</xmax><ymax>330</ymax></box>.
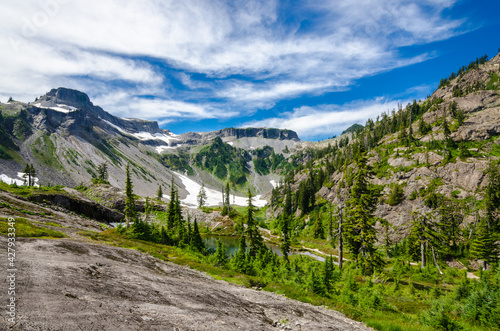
<box><xmin>39</xmin><ymin>87</ymin><xmax>94</xmax><ymax>110</ymax></box>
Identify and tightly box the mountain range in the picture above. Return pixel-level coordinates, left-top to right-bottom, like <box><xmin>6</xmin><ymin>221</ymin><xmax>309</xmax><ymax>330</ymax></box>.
<box><xmin>0</xmin><ymin>87</ymin><xmax>302</xmax><ymax>205</ymax></box>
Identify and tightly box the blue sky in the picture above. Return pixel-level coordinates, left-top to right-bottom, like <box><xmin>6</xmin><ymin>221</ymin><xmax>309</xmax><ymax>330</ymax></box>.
<box><xmin>0</xmin><ymin>0</ymin><xmax>499</xmax><ymax>141</ymax></box>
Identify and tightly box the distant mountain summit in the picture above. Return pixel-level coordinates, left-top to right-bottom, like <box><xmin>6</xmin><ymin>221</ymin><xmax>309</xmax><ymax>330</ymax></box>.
<box><xmin>0</xmin><ymin>87</ymin><xmax>302</xmax><ymax>199</ymax></box>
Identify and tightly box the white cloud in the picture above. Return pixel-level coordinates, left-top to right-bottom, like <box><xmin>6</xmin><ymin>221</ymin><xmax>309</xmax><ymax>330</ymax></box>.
<box><xmin>0</xmin><ymin>0</ymin><xmax>465</xmax><ymax>120</ymax></box>
<box><xmin>241</xmin><ymin>98</ymin><xmax>404</xmax><ymax>140</ymax></box>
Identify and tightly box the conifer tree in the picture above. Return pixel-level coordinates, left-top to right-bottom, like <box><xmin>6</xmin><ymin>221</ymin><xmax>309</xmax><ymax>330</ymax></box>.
<box><xmin>190</xmin><ymin>218</ymin><xmax>205</xmax><ymax>253</ymax></box>
<box><xmin>470</xmin><ymin>219</ymin><xmax>499</xmax><ymax>270</ymax></box>
<box><xmin>323</xmin><ymin>255</ymin><xmax>335</xmax><ymax>292</ymax></box>
<box><xmin>312</xmin><ymin>214</ymin><xmax>325</xmax><ymax>239</ymax></box>
<box><xmin>280</xmin><ymin>214</ymin><xmax>291</xmax><ymax>263</ymax></box>
<box><xmin>308</xmin><ymin>265</ymin><xmax>324</xmax><ymax>295</ymax></box>
<box><xmin>344</xmin><ymin>150</ymin><xmax>378</xmax><ymax>275</ymax></box>
<box><xmin>157</xmin><ymin>184</ymin><xmax>163</xmax><ymax>201</ymax></box>
<box><xmin>23</xmin><ymin>163</ymin><xmax>30</xmax><ymax>186</ymax></box>
<box><xmin>212</xmin><ymin>239</ymin><xmax>227</xmax><ymax>267</ymax></box>
<box><xmin>124</xmin><ymin>163</ymin><xmax>136</xmax><ymax>228</ymax></box>
<box><xmin>231</xmin><ymin>234</ymin><xmax>247</xmax><ymax>272</ymax></box>
<box><xmin>96</xmin><ymin>162</ymin><xmax>108</xmax><ymax>182</ymax></box>
<box><xmin>410</xmin><ymin>211</ymin><xmax>441</xmax><ymax>271</ymax></box>
<box><xmin>166</xmin><ymin>178</ymin><xmax>176</xmax><ymax>230</ymax></box>
<box><xmin>484</xmin><ymin>160</ymin><xmax>500</xmax><ymax>230</ymax></box>
<box><xmin>29</xmin><ymin>164</ymin><xmax>36</xmax><ymax>186</ymax></box>
<box><xmin>246</xmin><ymin>189</ymin><xmax>264</xmax><ymax>258</ymax></box>
<box><xmin>197</xmin><ymin>183</ymin><xmax>207</xmax><ymax>208</ymax></box>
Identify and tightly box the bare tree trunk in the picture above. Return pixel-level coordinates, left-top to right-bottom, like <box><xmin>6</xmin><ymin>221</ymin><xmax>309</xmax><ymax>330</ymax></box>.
<box><xmin>338</xmin><ymin>205</ymin><xmax>343</xmax><ymax>270</ymax></box>
<box><xmin>431</xmin><ymin>245</ymin><xmax>443</xmax><ymax>275</ymax></box>
<box><xmin>421</xmin><ymin>240</ymin><xmax>425</xmax><ymax>269</ymax></box>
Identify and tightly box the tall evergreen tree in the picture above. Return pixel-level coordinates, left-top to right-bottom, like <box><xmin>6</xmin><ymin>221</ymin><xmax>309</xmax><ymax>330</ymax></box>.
<box><xmin>470</xmin><ymin>219</ymin><xmax>499</xmax><ymax>270</ymax></box>
<box><xmin>410</xmin><ymin>211</ymin><xmax>441</xmax><ymax>272</ymax></box>
<box><xmin>212</xmin><ymin>239</ymin><xmax>227</xmax><ymax>267</ymax></box>
<box><xmin>231</xmin><ymin>234</ymin><xmax>248</xmax><ymax>272</ymax></box>
<box><xmin>312</xmin><ymin>213</ymin><xmax>325</xmax><ymax>239</ymax></box>
<box><xmin>190</xmin><ymin>218</ymin><xmax>205</xmax><ymax>253</ymax></box>
<box><xmin>124</xmin><ymin>163</ymin><xmax>136</xmax><ymax>228</ymax></box>
<box><xmin>246</xmin><ymin>189</ymin><xmax>264</xmax><ymax>258</ymax></box>
<box><xmin>323</xmin><ymin>255</ymin><xmax>335</xmax><ymax>292</ymax></box>
<box><xmin>280</xmin><ymin>214</ymin><xmax>291</xmax><ymax>263</ymax></box>
<box><xmin>29</xmin><ymin>164</ymin><xmax>36</xmax><ymax>186</ymax></box>
<box><xmin>157</xmin><ymin>184</ymin><xmax>163</xmax><ymax>201</ymax></box>
<box><xmin>166</xmin><ymin>178</ymin><xmax>176</xmax><ymax>230</ymax></box>
<box><xmin>197</xmin><ymin>183</ymin><xmax>207</xmax><ymax>208</ymax></box>
<box><xmin>344</xmin><ymin>151</ymin><xmax>378</xmax><ymax>275</ymax></box>
<box><xmin>484</xmin><ymin>160</ymin><xmax>500</xmax><ymax>230</ymax></box>
<box><xmin>96</xmin><ymin>162</ymin><xmax>108</xmax><ymax>182</ymax></box>
<box><xmin>23</xmin><ymin>163</ymin><xmax>30</xmax><ymax>186</ymax></box>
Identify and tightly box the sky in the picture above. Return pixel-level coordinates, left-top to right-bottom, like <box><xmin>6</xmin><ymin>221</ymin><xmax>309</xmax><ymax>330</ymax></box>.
<box><xmin>0</xmin><ymin>0</ymin><xmax>499</xmax><ymax>141</ymax></box>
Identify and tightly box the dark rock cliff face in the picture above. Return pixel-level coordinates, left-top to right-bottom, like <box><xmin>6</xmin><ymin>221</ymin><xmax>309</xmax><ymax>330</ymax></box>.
<box><xmin>182</xmin><ymin>127</ymin><xmax>301</xmax><ymax>142</ymax></box>
<box><xmin>28</xmin><ymin>194</ymin><xmax>124</xmax><ymax>223</ymax></box>
<box><xmin>44</xmin><ymin>87</ymin><xmax>93</xmax><ymax>110</ymax></box>
<box><xmin>215</xmin><ymin>128</ymin><xmax>300</xmax><ymax>140</ymax></box>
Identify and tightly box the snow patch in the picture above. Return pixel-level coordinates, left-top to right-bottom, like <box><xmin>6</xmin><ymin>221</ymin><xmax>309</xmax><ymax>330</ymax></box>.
<box><xmin>102</xmin><ymin>118</ymin><xmax>179</xmax><ymax>147</ymax></box>
<box><xmin>227</xmin><ymin>141</ymin><xmax>234</xmax><ymax>146</ymax></box>
<box><xmin>131</xmin><ymin>131</ymin><xmax>179</xmax><ymax>144</ymax></box>
<box><xmin>0</xmin><ymin>173</ymin><xmax>39</xmax><ymax>186</ymax></box>
<box><xmin>33</xmin><ymin>103</ymin><xmax>77</xmax><ymax>113</ymax></box>
<box><xmin>155</xmin><ymin>145</ymin><xmax>182</xmax><ymax>153</ymax></box>
<box><xmin>270</xmin><ymin>180</ymin><xmax>278</xmax><ymax>188</ymax></box>
<box><xmin>168</xmin><ymin>172</ymin><xmax>267</xmax><ymax>208</ymax></box>
<box><xmin>102</xmin><ymin>119</ymin><xmax>128</xmax><ymax>134</ymax></box>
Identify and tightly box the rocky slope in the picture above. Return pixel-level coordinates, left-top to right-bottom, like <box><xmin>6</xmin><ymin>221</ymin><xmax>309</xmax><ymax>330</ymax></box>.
<box><xmin>272</xmin><ymin>52</ymin><xmax>500</xmax><ymax>239</ymax></box>
<box><xmin>0</xmin><ymin>188</ymin><xmax>369</xmax><ymax>331</ymax></box>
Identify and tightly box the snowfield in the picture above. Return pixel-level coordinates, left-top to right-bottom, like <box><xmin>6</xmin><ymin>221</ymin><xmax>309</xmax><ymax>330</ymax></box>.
<box><xmin>166</xmin><ymin>172</ymin><xmax>267</xmax><ymax>208</ymax></box>
<box><xmin>102</xmin><ymin>119</ymin><xmax>179</xmax><ymax>152</ymax></box>
<box><xmin>0</xmin><ymin>172</ymin><xmax>39</xmax><ymax>186</ymax></box>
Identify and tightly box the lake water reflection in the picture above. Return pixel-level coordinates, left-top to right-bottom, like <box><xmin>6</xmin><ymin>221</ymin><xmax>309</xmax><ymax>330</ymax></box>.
<box><xmin>202</xmin><ymin>235</ymin><xmax>327</xmax><ymax>262</ymax></box>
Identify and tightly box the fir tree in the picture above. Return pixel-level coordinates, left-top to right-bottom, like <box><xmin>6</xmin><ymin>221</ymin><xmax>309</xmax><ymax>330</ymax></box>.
<box><xmin>484</xmin><ymin>160</ymin><xmax>500</xmax><ymax>230</ymax></box>
<box><xmin>231</xmin><ymin>234</ymin><xmax>247</xmax><ymax>272</ymax></box>
<box><xmin>323</xmin><ymin>255</ymin><xmax>335</xmax><ymax>292</ymax></box>
<box><xmin>410</xmin><ymin>211</ymin><xmax>441</xmax><ymax>271</ymax></box>
<box><xmin>96</xmin><ymin>162</ymin><xmax>108</xmax><ymax>182</ymax></box>
<box><xmin>124</xmin><ymin>163</ymin><xmax>136</xmax><ymax>228</ymax></box>
<box><xmin>246</xmin><ymin>189</ymin><xmax>264</xmax><ymax>258</ymax></box>
<box><xmin>312</xmin><ymin>214</ymin><xmax>325</xmax><ymax>239</ymax></box>
<box><xmin>280</xmin><ymin>214</ymin><xmax>291</xmax><ymax>263</ymax></box>
<box><xmin>221</xmin><ymin>182</ymin><xmax>231</xmax><ymax>215</ymax></box>
<box><xmin>470</xmin><ymin>219</ymin><xmax>499</xmax><ymax>270</ymax></box>
<box><xmin>190</xmin><ymin>218</ymin><xmax>205</xmax><ymax>253</ymax></box>
<box><xmin>166</xmin><ymin>178</ymin><xmax>176</xmax><ymax>230</ymax></box>
<box><xmin>157</xmin><ymin>184</ymin><xmax>163</xmax><ymax>201</ymax></box>
<box><xmin>29</xmin><ymin>164</ymin><xmax>36</xmax><ymax>186</ymax></box>
<box><xmin>212</xmin><ymin>239</ymin><xmax>227</xmax><ymax>267</ymax></box>
<box><xmin>344</xmin><ymin>150</ymin><xmax>378</xmax><ymax>275</ymax></box>
<box><xmin>197</xmin><ymin>183</ymin><xmax>207</xmax><ymax>208</ymax></box>
<box><xmin>308</xmin><ymin>265</ymin><xmax>324</xmax><ymax>295</ymax></box>
<box><xmin>23</xmin><ymin>163</ymin><xmax>30</xmax><ymax>186</ymax></box>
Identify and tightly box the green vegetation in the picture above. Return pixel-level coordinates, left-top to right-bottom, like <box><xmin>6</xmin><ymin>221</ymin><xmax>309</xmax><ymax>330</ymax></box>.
<box><xmin>157</xmin><ymin>150</ymin><xmax>194</xmax><ymax>175</ymax></box>
<box><xmin>32</xmin><ymin>134</ymin><xmax>63</xmax><ymax>171</ymax></box>
<box><xmin>193</xmin><ymin>137</ymin><xmax>249</xmax><ymax>184</ymax></box>
<box><xmin>0</xmin><ymin>217</ymin><xmax>66</xmax><ymax>238</ymax></box>
<box><xmin>438</xmin><ymin>54</ymin><xmax>489</xmax><ymax>88</ymax></box>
